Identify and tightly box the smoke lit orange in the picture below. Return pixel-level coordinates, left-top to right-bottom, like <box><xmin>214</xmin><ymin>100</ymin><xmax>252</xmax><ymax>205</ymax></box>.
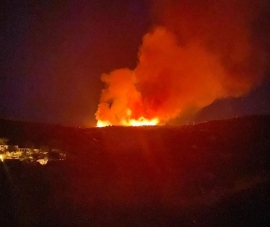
<box><xmin>95</xmin><ymin>1</ymin><xmax>266</xmax><ymax>126</ymax></box>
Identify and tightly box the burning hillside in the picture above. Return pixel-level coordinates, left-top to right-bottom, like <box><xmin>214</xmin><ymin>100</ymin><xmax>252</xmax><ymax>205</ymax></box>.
<box><xmin>95</xmin><ymin>0</ymin><xmax>267</xmax><ymax>127</ymax></box>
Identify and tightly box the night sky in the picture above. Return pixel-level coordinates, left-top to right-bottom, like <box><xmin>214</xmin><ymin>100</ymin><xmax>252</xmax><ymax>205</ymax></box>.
<box><xmin>1</xmin><ymin>0</ymin><xmax>270</xmax><ymax>127</ymax></box>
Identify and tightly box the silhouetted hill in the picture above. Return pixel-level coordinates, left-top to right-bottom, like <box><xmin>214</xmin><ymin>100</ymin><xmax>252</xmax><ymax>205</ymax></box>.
<box><xmin>0</xmin><ymin>115</ymin><xmax>270</xmax><ymax>226</ymax></box>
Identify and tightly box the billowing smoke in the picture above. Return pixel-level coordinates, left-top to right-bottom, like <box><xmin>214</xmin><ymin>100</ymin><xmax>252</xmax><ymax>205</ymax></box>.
<box><xmin>96</xmin><ymin>0</ymin><xmax>268</xmax><ymax>125</ymax></box>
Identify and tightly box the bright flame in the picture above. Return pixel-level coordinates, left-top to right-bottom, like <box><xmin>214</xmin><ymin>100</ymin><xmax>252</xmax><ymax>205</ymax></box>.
<box><xmin>0</xmin><ymin>155</ymin><xmax>4</xmax><ymax>162</ymax></box>
<box><xmin>97</xmin><ymin>109</ymin><xmax>159</xmax><ymax>127</ymax></box>
<box><xmin>97</xmin><ymin>117</ymin><xmax>159</xmax><ymax>127</ymax></box>
<box><xmin>122</xmin><ymin>117</ymin><xmax>159</xmax><ymax>126</ymax></box>
<box><xmin>97</xmin><ymin>120</ymin><xmax>112</xmax><ymax>127</ymax></box>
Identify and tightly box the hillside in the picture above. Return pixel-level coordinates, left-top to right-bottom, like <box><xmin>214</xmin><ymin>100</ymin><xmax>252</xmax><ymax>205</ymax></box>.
<box><xmin>0</xmin><ymin>116</ymin><xmax>270</xmax><ymax>226</ymax></box>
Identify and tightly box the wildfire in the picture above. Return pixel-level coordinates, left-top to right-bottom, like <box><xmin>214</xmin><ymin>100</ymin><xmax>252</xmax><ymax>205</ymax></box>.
<box><xmin>97</xmin><ymin>120</ymin><xmax>112</xmax><ymax>127</ymax></box>
<box><xmin>122</xmin><ymin>117</ymin><xmax>159</xmax><ymax>127</ymax></box>
<box><xmin>97</xmin><ymin>109</ymin><xmax>159</xmax><ymax>127</ymax></box>
<box><xmin>95</xmin><ymin>0</ymin><xmax>266</xmax><ymax>128</ymax></box>
<box><xmin>97</xmin><ymin>117</ymin><xmax>159</xmax><ymax>127</ymax></box>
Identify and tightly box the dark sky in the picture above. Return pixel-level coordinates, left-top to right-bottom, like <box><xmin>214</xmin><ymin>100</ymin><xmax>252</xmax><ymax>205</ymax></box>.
<box><xmin>1</xmin><ymin>0</ymin><xmax>270</xmax><ymax>127</ymax></box>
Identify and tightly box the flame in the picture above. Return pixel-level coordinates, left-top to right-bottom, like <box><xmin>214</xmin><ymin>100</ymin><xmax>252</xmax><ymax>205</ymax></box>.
<box><xmin>96</xmin><ymin>109</ymin><xmax>159</xmax><ymax>127</ymax></box>
<box><xmin>122</xmin><ymin>117</ymin><xmax>159</xmax><ymax>127</ymax></box>
<box><xmin>97</xmin><ymin>117</ymin><xmax>159</xmax><ymax>127</ymax></box>
<box><xmin>97</xmin><ymin>120</ymin><xmax>112</xmax><ymax>127</ymax></box>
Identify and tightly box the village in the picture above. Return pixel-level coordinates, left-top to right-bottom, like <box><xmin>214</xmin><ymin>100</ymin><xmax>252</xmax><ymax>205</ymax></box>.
<box><xmin>0</xmin><ymin>138</ymin><xmax>66</xmax><ymax>165</ymax></box>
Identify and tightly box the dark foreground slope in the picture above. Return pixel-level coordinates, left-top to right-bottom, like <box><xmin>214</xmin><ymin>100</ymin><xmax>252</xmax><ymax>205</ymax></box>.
<box><xmin>0</xmin><ymin>116</ymin><xmax>270</xmax><ymax>227</ymax></box>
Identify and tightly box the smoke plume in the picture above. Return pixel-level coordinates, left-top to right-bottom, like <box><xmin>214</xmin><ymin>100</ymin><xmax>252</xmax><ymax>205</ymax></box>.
<box><xmin>96</xmin><ymin>0</ymin><xmax>268</xmax><ymax>125</ymax></box>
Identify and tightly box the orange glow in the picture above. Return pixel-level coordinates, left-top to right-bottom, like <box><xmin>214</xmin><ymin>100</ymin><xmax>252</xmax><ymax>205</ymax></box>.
<box><xmin>96</xmin><ymin>0</ymin><xmax>267</xmax><ymax>126</ymax></box>
<box><xmin>97</xmin><ymin>120</ymin><xmax>112</xmax><ymax>127</ymax></box>
<box><xmin>97</xmin><ymin>117</ymin><xmax>159</xmax><ymax>127</ymax></box>
<box><xmin>96</xmin><ymin>109</ymin><xmax>159</xmax><ymax>127</ymax></box>
<box><xmin>121</xmin><ymin>117</ymin><xmax>159</xmax><ymax>127</ymax></box>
